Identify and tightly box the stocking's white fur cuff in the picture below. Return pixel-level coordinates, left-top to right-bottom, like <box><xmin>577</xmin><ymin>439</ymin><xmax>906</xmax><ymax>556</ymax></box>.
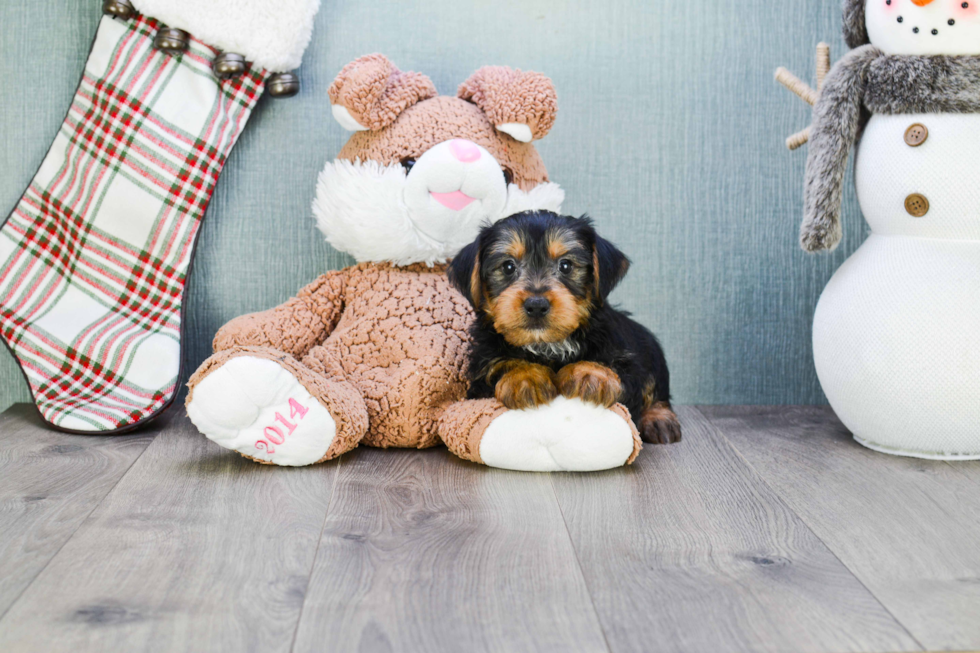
<box><xmin>131</xmin><ymin>0</ymin><xmax>321</xmax><ymax>72</ymax></box>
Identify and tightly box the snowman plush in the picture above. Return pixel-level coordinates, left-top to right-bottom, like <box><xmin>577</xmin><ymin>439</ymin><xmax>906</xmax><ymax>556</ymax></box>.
<box><xmin>795</xmin><ymin>0</ymin><xmax>980</xmax><ymax>459</ymax></box>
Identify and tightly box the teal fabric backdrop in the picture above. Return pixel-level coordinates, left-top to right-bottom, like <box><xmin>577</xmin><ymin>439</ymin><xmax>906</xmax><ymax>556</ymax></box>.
<box><xmin>0</xmin><ymin>0</ymin><xmax>866</xmax><ymax>414</ymax></box>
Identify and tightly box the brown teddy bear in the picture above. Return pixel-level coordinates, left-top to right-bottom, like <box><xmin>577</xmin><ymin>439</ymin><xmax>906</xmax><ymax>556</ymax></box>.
<box><xmin>185</xmin><ymin>54</ymin><xmax>641</xmax><ymax>471</ymax></box>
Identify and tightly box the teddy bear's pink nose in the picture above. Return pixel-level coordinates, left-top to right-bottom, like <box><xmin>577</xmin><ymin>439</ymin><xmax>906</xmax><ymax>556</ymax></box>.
<box><xmin>449</xmin><ymin>139</ymin><xmax>481</xmax><ymax>163</ymax></box>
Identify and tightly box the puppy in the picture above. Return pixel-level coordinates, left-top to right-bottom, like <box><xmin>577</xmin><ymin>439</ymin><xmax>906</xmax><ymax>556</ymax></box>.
<box><xmin>447</xmin><ymin>210</ymin><xmax>681</xmax><ymax>444</ymax></box>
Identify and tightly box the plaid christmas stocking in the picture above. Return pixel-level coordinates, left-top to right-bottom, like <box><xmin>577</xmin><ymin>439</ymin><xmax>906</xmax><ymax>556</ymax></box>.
<box><xmin>0</xmin><ymin>0</ymin><xmax>320</xmax><ymax>433</ymax></box>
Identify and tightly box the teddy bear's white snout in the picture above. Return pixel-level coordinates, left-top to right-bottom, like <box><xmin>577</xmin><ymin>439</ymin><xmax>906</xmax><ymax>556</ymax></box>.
<box><xmin>402</xmin><ymin>139</ymin><xmax>508</xmax><ymax>242</ymax></box>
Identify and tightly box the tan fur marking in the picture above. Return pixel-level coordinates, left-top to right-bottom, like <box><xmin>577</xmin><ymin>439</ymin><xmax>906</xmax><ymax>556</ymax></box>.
<box><xmin>542</xmin><ymin>285</ymin><xmax>591</xmax><ymax>340</ymax></box>
<box><xmin>592</xmin><ymin>248</ymin><xmax>602</xmax><ymax>300</ymax></box>
<box><xmin>547</xmin><ymin>237</ymin><xmax>568</xmax><ymax>260</ymax></box>
<box><xmin>469</xmin><ymin>251</ymin><xmax>483</xmax><ymax>309</ymax></box>
<box><xmin>494</xmin><ymin>361</ymin><xmax>559</xmax><ymax>410</ymax></box>
<box><xmin>483</xmin><ymin>358</ymin><xmax>522</xmax><ymax>385</ymax></box>
<box><xmin>638</xmin><ymin>400</ymin><xmax>682</xmax><ymax>444</ymax></box>
<box><xmin>487</xmin><ymin>286</ymin><xmax>530</xmax><ymax>344</ymax></box>
<box><xmin>557</xmin><ymin>361</ymin><xmax>622</xmax><ymax>407</ymax></box>
<box><xmin>641</xmin><ymin>378</ymin><xmax>658</xmax><ymax>410</ymax></box>
<box><xmin>488</xmin><ymin>281</ymin><xmax>590</xmax><ymax>347</ymax></box>
<box><xmin>501</xmin><ymin>231</ymin><xmax>526</xmax><ymax>260</ymax></box>
<box><xmin>546</xmin><ymin>228</ymin><xmax>578</xmax><ymax>260</ymax></box>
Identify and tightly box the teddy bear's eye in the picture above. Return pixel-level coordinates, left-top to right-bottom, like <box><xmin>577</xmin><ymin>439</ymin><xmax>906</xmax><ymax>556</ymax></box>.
<box><xmin>401</xmin><ymin>158</ymin><xmax>417</xmax><ymax>173</ymax></box>
<box><xmin>502</xmin><ymin>168</ymin><xmax>514</xmax><ymax>186</ymax></box>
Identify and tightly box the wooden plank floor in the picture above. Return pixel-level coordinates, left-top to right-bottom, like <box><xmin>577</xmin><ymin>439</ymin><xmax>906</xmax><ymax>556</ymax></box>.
<box><xmin>701</xmin><ymin>406</ymin><xmax>980</xmax><ymax>652</ymax></box>
<box><xmin>0</xmin><ymin>405</ymin><xmax>155</xmax><ymax>618</ymax></box>
<box><xmin>0</xmin><ymin>403</ymin><xmax>977</xmax><ymax>652</ymax></box>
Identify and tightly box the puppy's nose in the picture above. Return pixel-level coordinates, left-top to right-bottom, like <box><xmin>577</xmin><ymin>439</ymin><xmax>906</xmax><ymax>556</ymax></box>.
<box><xmin>449</xmin><ymin>139</ymin><xmax>481</xmax><ymax>163</ymax></box>
<box><xmin>523</xmin><ymin>296</ymin><xmax>551</xmax><ymax>318</ymax></box>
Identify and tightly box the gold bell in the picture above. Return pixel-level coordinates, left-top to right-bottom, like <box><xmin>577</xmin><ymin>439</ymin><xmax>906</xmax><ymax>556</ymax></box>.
<box><xmin>154</xmin><ymin>27</ymin><xmax>190</xmax><ymax>54</ymax></box>
<box><xmin>214</xmin><ymin>53</ymin><xmax>247</xmax><ymax>80</ymax></box>
<box><xmin>102</xmin><ymin>0</ymin><xmax>136</xmax><ymax>20</ymax></box>
<box><xmin>267</xmin><ymin>73</ymin><xmax>300</xmax><ymax>98</ymax></box>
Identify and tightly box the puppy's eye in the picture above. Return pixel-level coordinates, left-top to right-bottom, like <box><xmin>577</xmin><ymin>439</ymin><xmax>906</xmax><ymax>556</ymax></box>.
<box><xmin>558</xmin><ymin>259</ymin><xmax>573</xmax><ymax>275</ymax></box>
<box><xmin>501</xmin><ymin>260</ymin><xmax>517</xmax><ymax>276</ymax></box>
<box><xmin>401</xmin><ymin>158</ymin><xmax>417</xmax><ymax>173</ymax></box>
<box><xmin>502</xmin><ymin>168</ymin><xmax>514</xmax><ymax>186</ymax></box>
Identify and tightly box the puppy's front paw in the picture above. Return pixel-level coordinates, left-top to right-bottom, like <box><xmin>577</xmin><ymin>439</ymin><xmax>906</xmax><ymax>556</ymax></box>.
<box><xmin>639</xmin><ymin>402</ymin><xmax>682</xmax><ymax>444</ymax></box>
<box><xmin>495</xmin><ymin>363</ymin><xmax>559</xmax><ymax>410</ymax></box>
<box><xmin>557</xmin><ymin>362</ymin><xmax>622</xmax><ymax>408</ymax></box>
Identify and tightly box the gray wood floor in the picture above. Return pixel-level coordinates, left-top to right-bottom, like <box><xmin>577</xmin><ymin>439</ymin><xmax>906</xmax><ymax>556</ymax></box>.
<box><xmin>0</xmin><ymin>403</ymin><xmax>977</xmax><ymax>653</ymax></box>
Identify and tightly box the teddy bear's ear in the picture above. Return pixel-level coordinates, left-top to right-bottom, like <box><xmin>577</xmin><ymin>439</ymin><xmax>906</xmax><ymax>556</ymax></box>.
<box><xmin>457</xmin><ymin>66</ymin><xmax>558</xmax><ymax>143</ymax></box>
<box><xmin>328</xmin><ymin>54</ymin><xmax>437</xmax><ymax>132</ymax></box>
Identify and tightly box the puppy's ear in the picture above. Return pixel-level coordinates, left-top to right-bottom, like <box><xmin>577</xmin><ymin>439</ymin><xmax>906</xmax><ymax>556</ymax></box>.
<box><xmin>593</xmin><ymin>235</ymin><xmax>630</xmax><ymax>301</ymax></box>
<box><xmin>328</xmin><ymin>54</ymin><xmax>437</xmax><ymax>132</ymax></box>
<box><xmin>448</xmin><ymin>241</ymin><xmax>483</xmax><ymax>309</ymax></box>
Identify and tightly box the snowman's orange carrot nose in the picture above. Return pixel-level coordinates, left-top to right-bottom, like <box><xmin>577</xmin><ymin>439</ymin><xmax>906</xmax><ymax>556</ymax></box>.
<box><xmin>911</xmin><ymin>0</ymin><xmax>936</xmax><ymax>5</ymax></box>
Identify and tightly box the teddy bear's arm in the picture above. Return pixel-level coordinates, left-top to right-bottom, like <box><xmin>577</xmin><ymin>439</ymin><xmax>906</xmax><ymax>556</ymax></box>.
<box><xmin>212</xmin><ymin>269</ymin><xmax>348</xmax><ymax>357</ymax></box>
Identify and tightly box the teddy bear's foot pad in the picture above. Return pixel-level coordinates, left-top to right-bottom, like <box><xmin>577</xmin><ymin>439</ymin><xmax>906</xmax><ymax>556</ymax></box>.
<box><xmin>480</xmin><ymin>396</ymin><xmax>637</xmax><ymax>472</ymax></box>
<box><xmin>187</xmin><ymin>356</ymin><xmax>336</xmax><ymax>466</ymax></box>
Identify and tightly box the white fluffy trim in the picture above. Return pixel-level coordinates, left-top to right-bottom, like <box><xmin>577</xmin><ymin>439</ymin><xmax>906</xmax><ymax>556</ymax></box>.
<box><xmin>187</xmin><ymin>356</ymin><xmax>336</xmax><ymax>467</ymax></box>
<box><xmin>480</xmin><ymin>397</ymin><xmax>636</xmax><ymax>472</ymax></box>
<box><xmin>312</xmin><ymin>159</ymin><xmax>564</xmax><ymax>266</ymax></box>
<box><xmin>131</xmin><ymin>0</ymin><xmax>320</xmax><ymax>72</ymax></box>
<box><xmin>501</xmin><ymin>179</ymin><xmax>564</xmax><ymax>217</ymax></box>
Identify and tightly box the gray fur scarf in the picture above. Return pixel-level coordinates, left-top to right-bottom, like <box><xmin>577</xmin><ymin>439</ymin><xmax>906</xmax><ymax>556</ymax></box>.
<box><xmin>801</xmin><ymin>48</ymin><xmax>980</xmax><ymax>252</ymax></box>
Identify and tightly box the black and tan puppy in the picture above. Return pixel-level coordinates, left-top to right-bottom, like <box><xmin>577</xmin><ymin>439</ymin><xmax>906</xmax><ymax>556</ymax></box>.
<box><xmin>447</xmin><ymin>210</ymin><xmax>681</xmax><ymax>444</ymax></box>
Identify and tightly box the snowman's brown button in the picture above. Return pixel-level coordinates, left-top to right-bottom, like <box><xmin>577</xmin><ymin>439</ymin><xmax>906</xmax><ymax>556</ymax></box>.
<box><xmin>905</xmin><ymin>193</ymin><xmax>930</xmax><ymax>217</ymax></box>
<box><xmin>904</xmin><ymin>123</ymin><xmax>928</xmax><ymax>147</ymax></box>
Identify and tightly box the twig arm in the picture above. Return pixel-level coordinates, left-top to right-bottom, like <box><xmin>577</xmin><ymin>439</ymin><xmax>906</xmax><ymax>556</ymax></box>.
<box><xmin>786</xmin><ymin>127</ymin><xmax>811</xmax><ymax>151</ymax></box>
<box><xmin>775</xmin><ymin>67</ymin><xmax>817</xmax><ymax>106</ymax></box>
<box><xmin>816</xmin><ymin>42</ymin><xmax>831</xmax><ymax>91</ymax></box>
